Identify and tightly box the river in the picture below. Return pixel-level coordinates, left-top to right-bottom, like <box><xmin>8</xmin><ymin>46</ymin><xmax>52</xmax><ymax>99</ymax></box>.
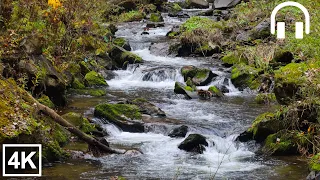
<box><xmin>44</xmin><ymin>7</ymin><xmax>308</xmax><ymax>180</ymax></box>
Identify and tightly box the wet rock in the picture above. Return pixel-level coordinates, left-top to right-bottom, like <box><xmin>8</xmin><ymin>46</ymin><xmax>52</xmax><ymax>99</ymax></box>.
<box><xmin>208</xmin><ymin>86</ymin><xmax>224</xmax><ymax>97</ymax></box>
<box><xmin>113</xmin><ymin>37</ymin><xmax>131</xmax><ymax>51</ymax></box>
<box><xmin>166</xmin><ymin>25</ymin><xmax>180</xmax><ymax>38</ymax></box>
<box><xmin>250</xmin><ymin>19</ymin><xmax>271</xmax><ymax>40</ymax></box>
<box><xmin>220</xmin><ymin>85</ymin><xmax>230</xmax><ymax>93</ymax></box>
<box><xmin>162</xmin><ymin>2</ymin><xmax>182</xmax><ymax>14</ymax></box>
<box><xmin>214</xmin><ymin>0</ymin><xmax>241</xmax><ymax>9</ymax></box>
<box><xmin>149</xmin><ymin>43</ymin><xmax>171</xmax><ymax>56</ymax></box>
<box><xmin>168</xmin><ymin>125</ymin><xmax>189</xmax><ymax>138</ymax></box>
<box><xmin>181</xmin><ymin>66</ymin><xmax>217</xmax><ymax>86</ymax></box>
<box><xmin>84</xmin><ymin>71</ymin><xmax>108</xmax><ymax>87</ymax></box>
<box><xmin>130</xmin><ymin>98</ymin><xmax>166</xmax><ymax>117</ymax></box>
<box><xmin>174</xmin><ymin>82</ymin><xmax>197</xmax><ymax>99</ymax></box>
<box><xmin>109</xmin><ymin>45</ymin><xmax>143</xmax><ymax>69</ymax></box>
<box><xmin>141</xmin><ymin>31</ymin><xmax>150</xmax><ymax>35</ymax></box>
<box><xmin>178</xmin><ymin>134</ymin><xmax>208</xmax><ymax>154</ymax></box>
<box><xmin>146</xmin><ymin>22</ymin><xmax>165</xmax><ymax>28</ymax></box>
<box><xmin>94</xmin><ymin>103</ymin><xmax>145</xmax><ymax>132</ymax></box>
<box><xmin>150</xmin><ymin>12</ymin><xmax>164</xmax><ymax>22</ymax></box>
<box><xmin>231</xmin><ymin>64</ymin><xmax>261</xmax><ymax>91</ymax></box>
<box><xmin>186</xmin><ymin>0</ymin><xmax>209</xmax><ymax>9</ymax></box>
<box><xmin>99</xmin><ymin>70</ymin><xmax>117</xmax><ymax>80</ymax></box>
<box><xmin>236</xmin><ymin>131</ymin><xmax>253</xmax><ymax>142</ymax></box>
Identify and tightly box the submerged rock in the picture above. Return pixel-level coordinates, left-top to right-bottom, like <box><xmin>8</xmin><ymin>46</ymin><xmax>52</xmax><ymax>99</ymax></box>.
<box><xmin>174</xmin><ymin>82</ymin><xmax>196</xmax><ymax>99</ymax></box>
<box><xmin>168</xmin><ymin>125</ymin><xmax>189</xmax><ymax>138</ymax></box>
<box><xmin>178</xmin><ymin>134</ymin><xmax>208</xmax><ymax>154</ymax></box>
<box><xmin>131</xmin><ymin>98</ymin><xmax>166</xmax><ymax>117</ymax></box>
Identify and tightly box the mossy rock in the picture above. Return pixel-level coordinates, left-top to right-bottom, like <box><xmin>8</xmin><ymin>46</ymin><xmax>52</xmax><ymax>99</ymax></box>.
<box><xmin>262</xmin><ymin>132</ymin><xmax>298</xmax><ymax>156</ymax></box>
<box><xmin>255</xmin><ymin>93</ymin><xmax>276</xmax><ymax>104</ymax></box>
<box><xmin>194</xmin><ymin>43</ymin><xmax>221</xmax><ymax>57</ymax></box>
<box><xmin>248</xmin><ymin>112</ymin><xmax>284</xmax><ymax>143</ymax></box>
<box><xmin>273</xmin><ymin>62</ymin><xmax>312</xmax><ymax>105</ymax></box>
<box><xmin>61</xmin><ymin>112</ymin><xmax>96</xmax><ymax>133</ymax></box>
<box><xmin>94</xmin><ymin>103</ymin><xmax>144</xmax><ymax>132</ymax></box>
<box><xmin>118</xmin><ymin>10</ymin><xmax>146</xmax><ymax>22</ymax></box>
<box><xmin>221</xmin><ymin>51</ymin><xmax>247</xmax><ymax>66</ymax></box>
<box><xmin>71</xmin><ymin>78</ymin><xmax>85</xmax><ymax>89</ymax></box>
<box><xmin>208</xmin><ymin>86</ymin><xmax>224</xmax><ymax>97</ymax></box>
<box><xmin>110</xmin><ymin>46</ymin><xmax>143</xmax><ymax>68</ymax></box>
<box><xmin>150</xmin><ymin>12</ymin><xmax>164</xmax><ymax>22</ymax></box>
<box><xmin>79</xmin><ymin>61</ymin><xmax>91</xmax><ymax>75</ymax></box>
<box><xmin>84</xmin><ymin>71</ymin><xmax>108</xmax><ymax>87</ymax></box>
<box><xmin>174</xmin><ymin>82</ymin><xmax>195</xmax><ymax>99</ymax></box>
<box><xmin>178</xmin><ymin>134</ymin><xmax>208</xmax><ymax>154</ymax></box>
<box><xmin>38</xmin><ymin>95</ymin><xmax>55</xmax><ymax>108</ymax></box>
<box><xmin>181</xmin><ymin>66</ymin><xmax>216</xmax><ymax>86</ymax></box>
<box><xmin>310</xmin><ymin>153</ymin><xmax>320</xmax><ymax>171</ymax></box>
<box><xmin>113</xmin><ymin>37</ymin><xmax>131</xmax><ymax>51</ymax></box>
<box><xmin>231</xmin><ymin>64</ymin><xmax>262</xmax><ymax>91</ymax></box>
<box><xmin>70</xmin><ymin>88</ymin><xmax>107</xmax><ymax>97</ymax></box>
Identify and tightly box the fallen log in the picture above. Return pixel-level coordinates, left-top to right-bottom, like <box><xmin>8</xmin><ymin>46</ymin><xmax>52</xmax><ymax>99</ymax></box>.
<box><xmin>22</xmin><ymin>91</ymin><xmax>124</xmax><ymax>155</ymax></box>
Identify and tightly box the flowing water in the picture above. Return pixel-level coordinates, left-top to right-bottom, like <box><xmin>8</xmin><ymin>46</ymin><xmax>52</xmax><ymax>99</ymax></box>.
<box><xmin>45</xmin><ymin>8</ymin><xmax>309</xmax><ymax>180</ymax></box>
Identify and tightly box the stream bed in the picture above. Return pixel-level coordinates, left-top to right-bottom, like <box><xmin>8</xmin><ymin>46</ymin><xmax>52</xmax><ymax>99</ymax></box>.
<box><xmin>44</xmin><ymin>8</ymin><xmax>309</xmax><ymax>180</ymax></box>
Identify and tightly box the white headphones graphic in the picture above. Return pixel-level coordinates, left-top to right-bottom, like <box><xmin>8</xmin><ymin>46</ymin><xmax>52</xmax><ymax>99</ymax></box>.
<box><xmin>271</xmin><ymin>1</ymin><xmax>310</xmax><ymax>39</ymax></box>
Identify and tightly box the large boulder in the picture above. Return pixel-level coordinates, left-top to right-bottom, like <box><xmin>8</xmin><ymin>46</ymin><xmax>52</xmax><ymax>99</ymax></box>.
<box><xmin>168</xmin><ymin>125</ymin><xmax>189</xmax><ymax>138</ymax></box>
<box><xmin>231</xmin><ymin>64</ymin><xmax>262</xmax><ymax>91</ymax></box>
<box><xmin>214</xmin><ymin>0</ymin><xmax>241</xmax><ymax>9</ymax></box>
<box><xmin>109</xmin><ymin>45</ymin><xmax>143</xmax><ymax>69</ymax></box>
<box><xmin>178</xmin><ymin>134</ymin><xmax>209</xmax><ymax>154</ymax></box>
<box><xmin>181</xmin><ymin>66</ymin><xmax>217</xmax><ymax>86</ymax></box>
<box><xmin>186</xmin><ymin>0</ymin><xmax>209</xmax><ymax>9</ymax></box>
<box><xmin>94</xmin><ymin>103</ymin><xmax>144</xmax><ymax>132</ymax></box>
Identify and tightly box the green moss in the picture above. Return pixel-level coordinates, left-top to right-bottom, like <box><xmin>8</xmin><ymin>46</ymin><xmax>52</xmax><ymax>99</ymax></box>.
<box><xmin>172</xmin><ymin>3</ymin><xmax>182</xmax><ymax>12</ymax></box>
<box><xmin>70</xmin><ymin>88</ymin><xmax>107</xmax><ymax>97</ymax></box>
<box><xmin>84</xmin><ymin>71</ymin><xmax>108</xmax><ymax>87</ymax></box>
<box><xmin>61</xmin><ymin>112</ymin><xmax>95</xmax><ymax>133</ymax></box>
<box><xmin>94</xmin><ymin>103</ymin><xmax>142</xmax><ymax>122</ymax></box>
<box><xmin>150</xmin><ymin>13</ymin><xmax>163</xmax><ymax>22</ymax></box>
<box><xmin>79</xmin><ymin>61</ymin><xmax>90</xmax><ymax>75</ymax></box>
<box><xmin>181</xmin><ymin>66</ymin><xmax>210</xmax><ymax>81</ymax></box>
<box><xmin>38</xmin><ymin>95</ymin><xmax>55</xmax><ymax>108</ymax></box>
<box><xmin>181</xmin><ymin>16</ymin><xmax>223</xmax><ymax>32</ymax></box>
<box><xmin>113</xmin><ymin>37</ymin><xmax>127</xmax><ymax>47</ymax></box>
<box><xmin>221</xmin><ymin>51</ymin><xmax>247</xmax><ymax>65</ymax></box>
<box><xmin>195</xmin><ymin>69</ymin><xmax>210</xmax><ymax>79</ymax></box>
<box><xmin>231</xmin><ymin>64</ymin><xmax>262</xmax><ymax>90</ymax></box>
<box><xmin>310</xmin><ymin>153</ymin><xmax>320</xmax><ymax>171</ymax></box>
<box><xmin>248</xmin><ymin>112</ymin><xmax>275</xmax><ymax>136</ymax></box>
<box><xmin>255</xmin><ymin>93</ymin><xmax>276</xmax><ymax>104</ymax></box>
<box><xmin>185</xmin><ymin>86</ymin><xmax>194</xmax><ymax>92</ymax></box>
<box><xmin>132</xmin><ymin>98</ymin><xmax>148</xmax><ymax>103</ymax></box>
<box><xmin>263</xmin><ymin>132</ymin><xmax>294</xmax><ymax>155</ymax></box>
<box><xmin>121</xmin><ymin>51</ymin><xmax>143</xmax><ymax>64</ymax></box>
<box><xmin>208</xmin><ymin>86</ymin><xmax>223</xmax><ymax>97</ymax></box>
<box><xmin>68</xmin><ymin>63</ymin><xmax>81</xmax><ymax>76</ymax></box>
<box><xmin>42</xmin><ymin>141</ymin><xmax>69</xmax><ymax>162</ymax></box>
<box><xmin>72</xmin><ymin>78</ymin><xmax>85</xmax><ymax>89</ymax></box>
<box><xmin>274</xmin><ymin>62</ymin><xmax>310</xmax><ymax>85</ymax></box>
<box><xmin>118</xmin><ymin>10</ymin><xmax>145</xmax><ymax>22</ymax></box>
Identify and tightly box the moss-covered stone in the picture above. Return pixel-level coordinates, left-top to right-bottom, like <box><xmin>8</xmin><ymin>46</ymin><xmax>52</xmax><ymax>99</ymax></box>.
<box><xmin>262</xmin><ymin>132</ymin><xmax>297</xmax><ymax>155</ymax></box>
<box><xmin>113</xmin><ymin>37</ymin><xmax>131</xmax><ymax>51</ymax></box>
<box><xmin>38</xmin><ymin>95</ymin><xmax>55</xmax><ymax>108</ymax></box>
<box><xmin>118</xmin><ymin>10</ymin><xmax>145</xmax><ymax>22</ymax></box>
<box><xmin>71</xmin><ymin>78</ymin><xmax>86</xmax><ymax>89</ymax></box>
<box><xmin>248</xmin><ymin>112</ymin><xmax>283</xmax><ymax>143</ymax></box>
<box><xmin>79</xmin><ymin>61</ymin><xmax>90</xmax><ymax>75</ymax></box>
<box><xmin>94</xmin><ymin>104</ymin><xmax>142</xmax><ymax>122</ymax></box>
<box><xmin>94</xmin><ymin>103</ymin><xmax>144</xmax><ymax>132</ymax></box>
<box><xmin>231</xmin><ymin>64</ymin><xmax>262</xmax><ymax>90</ymax></box>
<box><xmin>194</xmin><ymin>43</ymin><xmax>221</xmax><ymax>57</ymax></box>
<box><xmin>150</xmin><ymin>12</ymin><xmax>164</xmax><ymax>22</ymax></box>
<box><xmin>121</xmin><ymin>51</ymin><xmax>143</xmax><ymax>64</ymax></box>
<box><xmin>208</xmin><ymin>86</ymin><xmax>224</xmax><ymax>97</ymax></box>
<box><xmin>70</xmin><ymin>88</ymin><xmax>107</xmax><ymax>97</ymax></box>
<box><xmin>181</xmin><ymin>66</ymin><xmax>216</xmax><ymax>86</ymax></box>
<box><xmin>84</xmin><ymin>71</ymin><xmax>108</xmax><ymax>87</ymax></box>
<box><xmin>62</xmin><ymin>112</ymin><xmax>96</xmax><ymax>133</ymax></box>
<box><xmin>255</xmin><ymin>93</ymin><xmax>276</xmax><ymax>104</ymax></box>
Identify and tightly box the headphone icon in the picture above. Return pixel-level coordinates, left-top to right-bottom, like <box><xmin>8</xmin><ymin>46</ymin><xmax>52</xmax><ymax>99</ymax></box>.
<box><xmin>271</xmin><ymin>1</ymin><xmax>310</xmax><ymax>39</ymax></box>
